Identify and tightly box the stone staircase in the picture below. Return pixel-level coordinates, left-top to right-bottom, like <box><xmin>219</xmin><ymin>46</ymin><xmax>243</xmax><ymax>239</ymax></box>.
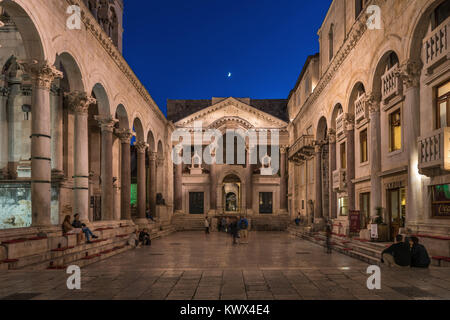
<box><xmin>172</xmin><ymin>215</ymin><xmax>205</xmax><ymax>231</ymax></box>
<box><xmin>250</xmin><ymin>215</ymin><xmax>290</xmax><ymax>231</ymax></box>
<box><xmin>288</xmin><ymin>224</ymin><xmax>389</xmax><ymax>265</ymax></box>
<box><xmin>0</xmin><ymin>220</ymin><xmax>177</xmax><ymax>271</ymax></box>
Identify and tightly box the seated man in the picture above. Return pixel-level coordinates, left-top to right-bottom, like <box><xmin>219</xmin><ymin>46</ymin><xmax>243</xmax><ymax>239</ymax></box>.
<box><xmin>381</xmin><ymin>234</ymin><xmax>411</xmax><ymax>267</ymax></box>
<box><xmin>295</xmin><ymin>213</ymin><xmax>301</xmax><ymax>226</ymax></box>
<box><xmin>72</xmin><ymin>213</ymin><xmax>98</xmax><ymax>244</ymax></box>
<box><xmin>62</xmin><ymin>215</ymin><xmax>83</xmax><ymax>245</ymax></box>
<box><xmin>139</xmin><ymin>229</ymin><xmax>151</xmax><ymax>246</ymax></box>
<box><xmin>409</xmin><ymin>236</ymin><xmax>430</xmax><ymax>268</ymax></box>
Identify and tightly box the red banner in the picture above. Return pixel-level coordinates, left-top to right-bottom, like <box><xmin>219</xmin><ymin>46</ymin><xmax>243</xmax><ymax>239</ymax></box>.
<box><xmin>349</xmin><ymin>210</ymin><xmax>361</xmax><ymax>233</ymax></box>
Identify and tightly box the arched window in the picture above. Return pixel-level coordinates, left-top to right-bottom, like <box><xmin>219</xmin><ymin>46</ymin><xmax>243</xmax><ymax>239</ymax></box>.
<box><xmin>328</xmin><ymin>24</ymin><xmax>334</xmax><ymax>62</ymax></box>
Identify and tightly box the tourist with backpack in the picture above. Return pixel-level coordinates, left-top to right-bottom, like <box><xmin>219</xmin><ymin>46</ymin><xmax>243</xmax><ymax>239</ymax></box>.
<box><xmin>239</xmin><ymin>216</ymin><xmax>249</xmax><ymax>244</ymax></box>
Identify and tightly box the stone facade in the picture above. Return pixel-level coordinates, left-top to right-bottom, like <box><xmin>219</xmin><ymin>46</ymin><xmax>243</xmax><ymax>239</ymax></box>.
<box><xmin>287</xmin><ymin>0</ymin><xmax>450</xmax><ymax>256</ymax></box>
<box><xmin>169</xmin><ymin>97</ymin><xmax>290</xmax><ymax>230</ymax></box>
<box><xmin>0</xmin><ymin>0</ymin><xmax>172</xmax><ymax>232</ymax></box>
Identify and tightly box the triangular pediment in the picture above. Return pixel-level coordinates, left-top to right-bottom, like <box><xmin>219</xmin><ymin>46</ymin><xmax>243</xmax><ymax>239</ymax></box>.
<box><xmin>174</xmin><ymin>97</ymin><xmax>288</xmax><ymax>129</ymax></box>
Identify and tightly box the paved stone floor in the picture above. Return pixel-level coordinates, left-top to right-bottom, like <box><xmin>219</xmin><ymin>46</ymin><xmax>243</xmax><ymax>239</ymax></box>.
<box><xmin>0</xmin><ymin>232</ymin><xmax>449</xmax><ymax>300</ymax></box>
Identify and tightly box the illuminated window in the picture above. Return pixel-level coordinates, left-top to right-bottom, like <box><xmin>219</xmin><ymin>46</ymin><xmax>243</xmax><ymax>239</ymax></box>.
<box><xmin>340</xmin><ymin>142</ymin><xmax>346</xmax><ymax>169</ymax></box>
<box><xmin>389</xmin><ymin>109</ymin><xmax>401</xmax><ymax>152</ymax></box>
<box><xmin>436</xmin><ymin>80</ymin><xmax>450</xmax><ymax>129</ymax></box>
<box><xmin>338</xmin><ymin>197</ymin><xmax>349</xmax><ymax>216</ymax></box>
<box><xmin>360</xmin><ymin>129</ymin><xmax>368</xmax><ymax>163</ymax></box>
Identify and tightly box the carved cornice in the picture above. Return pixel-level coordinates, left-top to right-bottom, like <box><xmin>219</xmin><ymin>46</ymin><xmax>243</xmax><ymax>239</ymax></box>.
<box><xmin>66</xmin><ymin>0</ymin><xmax>166</xmax><ymax>124</ymax></box>
<box><xmin>65</xmin><ymin>91</ymin><xmax>96</xmax><ymax>114</ymax></box>
<box><xmin>176</xmin><ymin>98</ymin><xmax>288</xmax><ymax>128</ymax></box>
<box><xmin>208</xmin><ymin>116</ymin><xmax>255</xmax><ymax>130</ymax></box>
<box><xmin>328</xmin><ymin>128</ymin><xmax>336</xmax><ymax>144</ymax></box>
<box><xmin>18</xmin><ymin>60</ymin><xmax>63</xmax><ymax>90</ymax></box>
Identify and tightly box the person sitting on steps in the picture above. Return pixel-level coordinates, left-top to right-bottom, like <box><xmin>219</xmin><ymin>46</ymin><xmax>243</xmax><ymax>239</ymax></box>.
<box><xmin>139</xmin><ymin>228</ymin><xmax>151</xmax><ymax>246</ymax></box>
<box><xmin>381</xmin><ymin>234</ymin><xmax>411</xmax><ymax>267</ymax></box>
<box><xmin>62</xmin><ymin>215</ymin><xmax>83</xmax><ymax>245</ymax></box>
<box><xmin>72</xmin><ymin>213</ymin><xmax>98</xmax><ymax>244</ymax></box>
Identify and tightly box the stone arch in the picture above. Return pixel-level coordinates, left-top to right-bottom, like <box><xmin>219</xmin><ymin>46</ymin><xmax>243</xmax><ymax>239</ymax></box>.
<box><xmin>0</xmin><ymin>1</ymin><xmax>45</xmax><ymax>61</ymax></box>
<box><xmin>91</xmin><ymin>83</ymin><xmax>110</xmax><ymax>116</ymax></box>
<box><xmin>115</xmin><ymin>104</ymin><xmax>129</xmax><ymax>129</ymax></box>
<box><xmin>132</xmin><ymin>117</ymin><xmax>145</xmax><ymax>142</ymax></box>
<box><xmin>348</xmin><ymin>82</ymin><xmax>366</xmax><ymax>115</ymax></box>
<box><xmin>330</xmin><ymin>103</ymin><xmax>344</xmax><ymax>130</ymax></box>
<box><xmin>54</xmin><ymin>52</ymin><xmax>84</xmax><ymax>92</ymax></box>
<box><xmin>147</xmin><ymin>130</ymin><xmax>156</xmax><ymax>152</ymax></box>
<box><xmin>370</xmin><ymin>50</ymin><xmax>400</xmax><ymax>102</ymax></box>
<box><xmin>316</xmin><ymin>116</ymin><xmax>328</xmax><ymax>141</ymax></box>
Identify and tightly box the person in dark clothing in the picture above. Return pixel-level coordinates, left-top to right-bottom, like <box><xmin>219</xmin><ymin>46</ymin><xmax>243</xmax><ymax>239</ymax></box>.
<box><xmin>381</xmin><ymin>234</ymin><xmax>411</xmax><ymax>267</ymax></box>
<box><xmin>72</xmin><ymin>214</ymin><xmax>98</xmax><ymax>243</ymax></box>
<box><xmin>230</xmin><ymin>218</ymin><xmax>239</xmax><ymax>245</ymax></box>
<box><xmin>325</xmin><ymin>221</ymin><xmax>332</xmax><ymax>254</ymax></box>
<box><xmin>139</xmin><ymin>228</ymin><xmax>151</xmax><ymax>246</ymax></box>
<box><xmin>409</xmin><ymin>236</ymin><xmax>430</xmax><ymax>268</ymax></box>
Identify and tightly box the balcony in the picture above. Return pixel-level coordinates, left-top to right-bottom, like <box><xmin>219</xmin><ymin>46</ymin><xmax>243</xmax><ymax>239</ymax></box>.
<box><xmin>332</xmin><ymin>169</ymin><xmax>347</xmax><ymax>192</ymax></box>
<box><xmin>355</xmin><ymin>93</ymin><xmax>368</xmax><ymax>124</ymax></box>
<box><xmin>418</xmin><ymin>127</ymin><xmax>450</xmax><ymax>177</ymax></box>
<box><xmin>288</xmin><ymin>135</ymin><xmax>315</xmax><ymax>162</ymax></box>
<box><xmin>423</xmin><ymin>16</ymin><xmax>450</xmax><ymax>74</ymax></box>
<box><xmin>336</xmin><ymin>112</ymin><xmax>345</xmax><ymax>139</ymax></box>
<box><xmin>381</xmin><ymin>63</ymin><xmax>401</xmax><ymax>103</ymax></box>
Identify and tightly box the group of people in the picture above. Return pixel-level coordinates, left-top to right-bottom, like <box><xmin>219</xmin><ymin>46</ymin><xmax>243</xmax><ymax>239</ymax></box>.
<box><xmin>62</xmin><ymin>214</ymin><xmax>99</xmax><ymax>244</ymax></box>
<box><xmin>128</xmin><ymin>228</ymin><xmax>152</xmax><ymax>248</ymax></box>
<box><xmin>214</xmin><ymin>216</ymin><xmax>249</xmax><ymax>245</ymax></box>
<box><xmin>381</xmin><ymin>234</ymin><xmax>431</xmax><ymax>268</ymax></box>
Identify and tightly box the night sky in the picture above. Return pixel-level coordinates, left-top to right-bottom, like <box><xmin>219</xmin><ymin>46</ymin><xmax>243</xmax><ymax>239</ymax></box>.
<box><xmin>123</xmin><ymin>0</ymin><xmax>332</xmax><ymax>116</ymax></box>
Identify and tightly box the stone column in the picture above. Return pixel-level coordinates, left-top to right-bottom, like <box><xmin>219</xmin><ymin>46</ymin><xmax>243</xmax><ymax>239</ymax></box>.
<box><xmin>20</xmin><ymin>61</ymin><xmax>63</xmax><ymax>226</ymax></box>
<box><xmin>328</xmin><ymin>129</ymin><xmax>337</xmax><ymax>219</ymax></box>
<box><xmin>367</xmin><ymin>95</ymin><xmax>382</xmax><ymax>220</ymax></box>
<box><xmin>65</xmin><ymin>91</ymin><xmax>96</xmax><ymax>222</ymax></box>
<box><xmin>95</xmin><ymin>115</ymin><xmax>117</xmax><ymax>221</ymax></box>
<box><xmin>314</xmin><ymin>145</ymin><xmax>323</xmax><ymax>220</ymax></box>
<box><xmin>401</xmin><ymin>60</ymin><xmax>423</xmax><ymax>225</ymax></box>
<box><xmin>148</xmin><ymin>151</ymin><xmax>157</xmax><ymax>217</ymax></box>
<box><xmin>345</xmin><ymin>116</ymin><xmax>356</xmax><ymax>211</ymax></box>
<box><xmin>135</xmin><ymin>141</ymin><xmax>148</xmax><ymax>220</ymax></box>
<box><xmin>279</xmin><ymin>147</ymin><xmax>287</xmax><ymax>211</ymax></box>
<box><xmin>50</xmin><ymin>84</ymin><xmax>64</xmax><ymax>177</ymax></box>
<box><xmin>174</xmin><ymin>161</ymin><xmax>183</xmax><ymax>212</ymax></box>
<box><xmin>0</xmin><ymin>76</ymin><xmax>9</xmax><ymax>178</ymax></box>
<box><xmin>245</xmin><ymin>147</ymin><xmax>253</xmax><ymax>214</ymax></box>
<box><xmin>117</xmin><ymin>129</ymin><xmax>133</xmax><ymax>220</ymax></box>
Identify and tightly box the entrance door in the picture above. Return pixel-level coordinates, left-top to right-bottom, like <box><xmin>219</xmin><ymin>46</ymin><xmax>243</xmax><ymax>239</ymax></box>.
<box><xmin>259</xmin><ymin>192</ymin><xmax>273</xmax><ymax>214</ymax></box>
<box><xmin>189</xmin><ymin>192</ymin><xmax>204</xmax><ymax>214</ymax></box>
<box><xmin>387</xmin><ymin>187</ymin><xmax>406</xmax><ymax>240</ymax></box>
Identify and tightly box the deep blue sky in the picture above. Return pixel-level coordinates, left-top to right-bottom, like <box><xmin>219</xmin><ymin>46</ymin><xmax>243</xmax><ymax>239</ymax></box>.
<box><xmin>123</xmin><ymin>0</ymin><xmax>332</xmax><ymax>116</ymax></box>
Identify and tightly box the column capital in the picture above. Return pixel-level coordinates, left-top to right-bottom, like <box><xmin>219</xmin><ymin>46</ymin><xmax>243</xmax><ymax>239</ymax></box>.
<box><xmin>400</xmin><ymin>59</ymin><xmax>423</xmax><ymax>89</ymax></box>
<box><xmin>19</xmin><ymin>60</ymin><xmax>63</xmax><ymax>90</ymax></box>
<box><xmin>328</xmin><ymin>128</ymin><xmax>336</xmax><ymax>144</ymax></box>
<box><xmin>364</xmin><ymin>93</ymin><xmax>380</xmax><ymax>114</ymax></box>
<box><xmin>344</xmin><ymin>114</ymin><xmax>355</xmax><ymax>133</ymax></box>
<box><xmin>95</xmin><ymin>115</ymin><xmax>118</xmax><ymax>132</ymax></box>
<box><xmin>280</xmin><ymin>146</ymin><xmax>288</xmax><ymax>154</ymax></box>
<box><xmin>65</xmin><ymin>91</ymin><xmax>96</xmax><ymax>114</ymax></box>
<box><xmin>116</xmin><ymin>128</ymin><xmax>135</xmax><ymax>143</ymax></box>
<box><xmin>135</xmin><ymin>141</ymin><xmax>148</xmax><ymax>154</ymax></box>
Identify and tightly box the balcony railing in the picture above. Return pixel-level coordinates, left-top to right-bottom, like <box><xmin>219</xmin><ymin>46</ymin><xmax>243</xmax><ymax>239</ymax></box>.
<box><xmin>381</xmin><ymin>63</ymin><xmax>401</xmax><ymax>103</ymax></box>
<box><xmin>288</xmin><ymin>135</ymin><xmax>315</xmax><ymax>160</ymax></box>
<box><xmin>423</xmin><ymin>16</ymin><xmax>450</xmax><ymax>73</ymax></box>
<box><xmin>332</xmin><ymin>169</ymin><xmax>347</xmax><ymax>192</ymax></box>
<box><xmin>336</xmin><ymin>112</ymin><xmax>345</xmax><ymax>139</ymax></box>
<box><xmin>355</xmin><ymin>93</ymin><xmax>368</xmax><ymax>124</ymax></box>
<box><xmin>418</xmin><ymin>127</ymin><xmax>450</xmax><ymax>177</ymax></box>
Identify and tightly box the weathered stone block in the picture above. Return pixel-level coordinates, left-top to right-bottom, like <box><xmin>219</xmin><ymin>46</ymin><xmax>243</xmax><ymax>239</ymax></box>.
<box><xmin>4</xmin><ymin>238</ymin><xmax>48</xmax><ymax>259</ymax></box>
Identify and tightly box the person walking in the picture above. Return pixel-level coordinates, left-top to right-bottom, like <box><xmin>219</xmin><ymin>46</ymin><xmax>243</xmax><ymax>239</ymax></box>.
<box><xmin>325</xmin><ymin>219</ymin><xmax>332</xmax><ymax>254</ymax></box>
<box><xmin>230</xmin><ymin>218</ymin><xmax>239</xmax><ymax>245</ymax></box>
<box><xmin>239</xmin><ymin>216</ymin><xmax>249</xmax><ymax>244</ymax></box>
<box><xmin>204</xmin><ymin>217</ymin><xmax>210</xmax><ymax>234</ymax></box>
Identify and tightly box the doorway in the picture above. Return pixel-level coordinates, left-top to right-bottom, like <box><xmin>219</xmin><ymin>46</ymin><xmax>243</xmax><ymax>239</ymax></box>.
<box><xmin>387</xmin><ymin>187</ymin><xmax>406</xmax><ymax>240</ymax></box>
